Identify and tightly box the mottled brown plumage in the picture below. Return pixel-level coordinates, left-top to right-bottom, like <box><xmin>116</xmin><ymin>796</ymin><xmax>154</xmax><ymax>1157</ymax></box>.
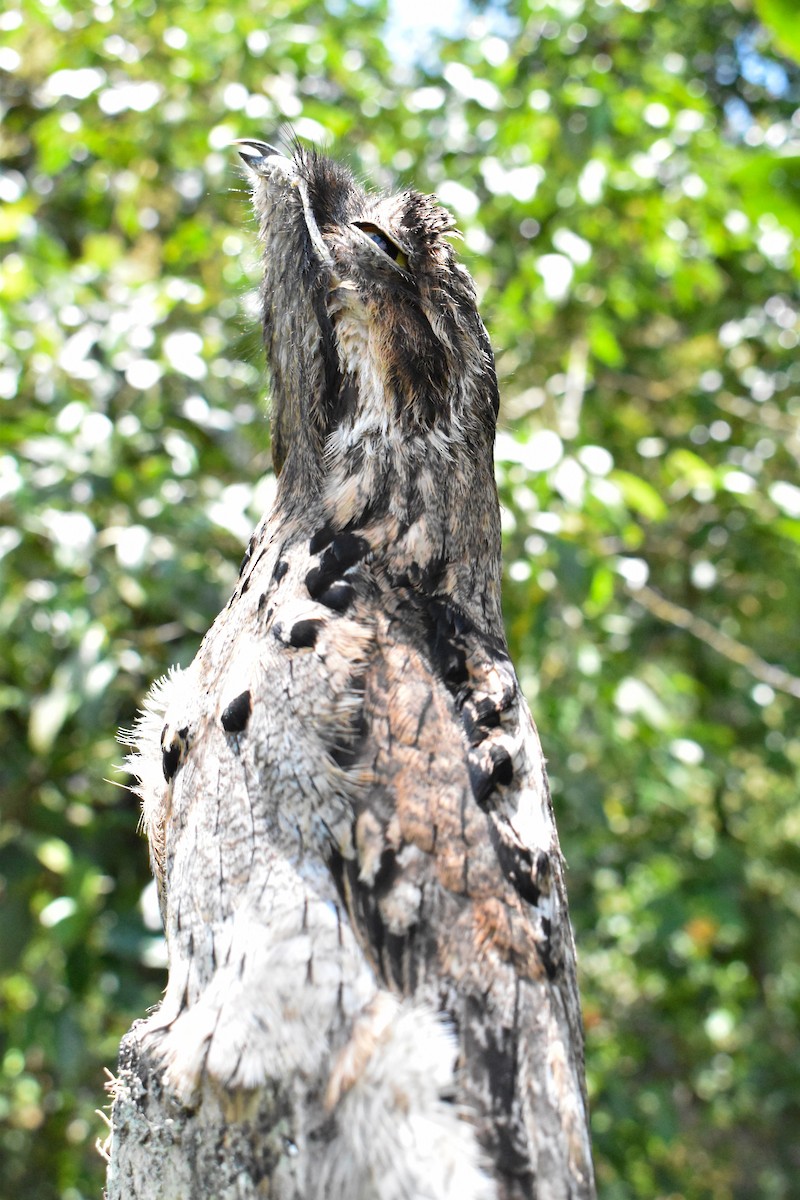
<box><xmin>107</xmin><ymin>143</ymin><xmax>595</xmax><ymax>1200</ymax></box>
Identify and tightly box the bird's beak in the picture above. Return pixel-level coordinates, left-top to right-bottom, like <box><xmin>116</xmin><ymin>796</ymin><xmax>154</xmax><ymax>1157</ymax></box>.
<box><xmin>232</xmin><ymin>138</ymin><xmax>334</xmax><ymax>268</ymax></box>
<box><xmin>231</xmin><ymin>139</ymin><xmax>282</xmax><ymax>172</ymax></box>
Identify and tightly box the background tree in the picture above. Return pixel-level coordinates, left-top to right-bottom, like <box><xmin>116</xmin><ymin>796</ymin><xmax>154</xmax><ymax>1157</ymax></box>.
<box><xmin>1</xmin><ymin>1</ymin><xmax>798</xmax><ymax>1197</ymax></box>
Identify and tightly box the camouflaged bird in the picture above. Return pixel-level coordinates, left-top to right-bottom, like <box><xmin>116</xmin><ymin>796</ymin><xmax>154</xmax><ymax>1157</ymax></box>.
<box><xmin>107</xmin><ymin>143</ymin><xmax>595</xmax><ymax>1200</ymax></box>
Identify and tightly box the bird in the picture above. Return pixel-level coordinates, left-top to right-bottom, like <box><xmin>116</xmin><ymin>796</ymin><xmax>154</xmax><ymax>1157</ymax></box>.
<box><xmin>110</xmin><ymin>140</ymin><xmax>595</xmax><ymax>1200</ymax></box>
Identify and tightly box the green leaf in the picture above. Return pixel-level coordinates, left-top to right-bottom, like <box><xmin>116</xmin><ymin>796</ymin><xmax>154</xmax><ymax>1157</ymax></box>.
<box><xmin>589</xmin><ymin>316</ymin><xmax>624</xmax><ymax>367</ymax></box>
<box><xmin>28</xmin><ymin>689</ymin><xmax>74</xmax><ymax>755</ymax></box>
<box><xmin>755</xmin><ymin>0</ymin><xmax>800</xmax><ymax>63</ymax></box>
<box><xmin>588</xmin><ymin>563</ymin><xmax>615</xmax><ymax>612</ymax></box>
<box><xmin>665</xmin><ymin>449</ymin><xmax>718</xmax><ymax>490</ymax></box>
<box><xmin>729</xmin><ymin>153</ymin><xmax>800</xmax><ymax>237</ymax></box>
<box><xmin>610</xmin><ymin>470</ymin><xmax>669</xmax><ymax>521</ymax></box>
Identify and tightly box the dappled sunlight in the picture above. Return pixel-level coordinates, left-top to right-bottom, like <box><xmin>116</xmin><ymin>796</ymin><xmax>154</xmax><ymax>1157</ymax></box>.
<box><xmin>1</xmin><ymin>0</ymin><xmax>799</xmax><ymax>1196</ymax></box>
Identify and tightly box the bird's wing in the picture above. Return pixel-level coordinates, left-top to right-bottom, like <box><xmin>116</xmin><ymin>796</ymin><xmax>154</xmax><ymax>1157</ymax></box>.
<box><xmin>324</xmin><ymin>566</ymin><xmax>593</xmax><ymax>1196</ymax></box>
<box><xmin>123</xmin><ymin>514</ymin><xmax>591</xmax><ymax>1197</ymax></box>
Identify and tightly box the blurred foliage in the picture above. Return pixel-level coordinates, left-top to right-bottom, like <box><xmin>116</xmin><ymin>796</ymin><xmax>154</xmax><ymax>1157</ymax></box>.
<box><xmin>1</xmin><ymin>0</ymin><xmax>799</xmax><ymax>1197</ymax></box>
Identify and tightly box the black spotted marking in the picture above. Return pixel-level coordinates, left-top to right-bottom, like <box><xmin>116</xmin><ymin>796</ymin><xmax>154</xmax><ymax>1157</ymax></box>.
<box><xmin>468</xmin><ymin>756</ymin><xmax>494</xmax><ymax>808</ymax></box>
<box><xmin>288</xmin><ymin>618</ymin><xmax>324</xmax><ymax>648</ymax></box>
<box><xmin>257</xmin><ymin>592</ymin><xmax>268</xmax><ymax>614</ymax></box>
<box><xmin>539</xmin><ymin>917</ymin><xmax>557</xmax><ymax>979</ymax></box>
<box><xmin>474</xmin><ymin>696</ymin><xmax>501</xmax><ymax>723</ymax></box>
<box><xmin>318</xmin><ymin>582</ymin><xmax>354</xmax><ymax>612</ymax></box>
<box><xmin>463</xmin><ymin>703</ymin><xmax>501</xmax><ymax>746</ymax></box>
<box><xmin>373</xmin><ymin>847</ymin><xmax>398</xmax><ymax>895</ymax></box>
<box><xmin>534</xmin><ymin>850</ymin><xmax>551</xmax><ymax>891</ymax></box>
<box><xmin>305</xmin><ymin>564</ymin><xmax>328</xmax><ymax>600</ymax></box>
<box><xmin>306</xmin><ymin>536</ymin><xmax>368</xmax><ymax>604</ymax></box>
<box><xmin>469</xmin><ymin>743</ymin><xmax>514</xmax><ymax>809</ymax></box>
<box><xmin>161</xmin><ymin>725</ymin><xmax>189</xmax><ymax>783</ymax></box>
<box><xmin>309</xmin><ymin>523</ymin><xmax>335</xmax><ymax>554</ymax></box>
<box><xmin>220</xmin><ymin>690</ymin><xmax>252</xmax><ymax>733</ymax></box>
<box><xmin>492</xmin><ymin>745</ymin><xmax>514</xmax><ymax>786</ymax></box>
<box><xmin>491</xmin><ymin>828</ymin><xmax>540</xmax><ymax>908</ymax></box>
<box><xmin>162</xmin><ymin>741</ymin><xmax>181</xmax><ymax>783</ymax></box>
<box><xmin>238</xmin><ymin>535</ymin><xmax>256</xmax><ymax>577</ymax></box>
<box><xmin>272</xmin><ymin>559</ymin><xmax>289</xmax><ymax>583</ymax></box>
<box><xmin>329</xmin><ymin>532</ymin><xmax>369</xmax><ymax>569</ymax></box>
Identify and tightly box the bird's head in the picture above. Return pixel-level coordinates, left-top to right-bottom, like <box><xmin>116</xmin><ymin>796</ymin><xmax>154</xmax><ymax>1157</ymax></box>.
<box><xmin>236</xmin><ymin>141</ymin><xmax>498</xmax><ymax>480</ymax></box>
<box><xmin>235</xmin><ymin>140</ymin><xmax>503</xmax><ymax>625</ymax></box>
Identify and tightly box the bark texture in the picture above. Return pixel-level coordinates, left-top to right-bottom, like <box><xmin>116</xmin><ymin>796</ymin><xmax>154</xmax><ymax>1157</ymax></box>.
<box><xmin>106</xmin><ymin>143</ymin><xmax>595</xmax><ymax>1200</ymax></box>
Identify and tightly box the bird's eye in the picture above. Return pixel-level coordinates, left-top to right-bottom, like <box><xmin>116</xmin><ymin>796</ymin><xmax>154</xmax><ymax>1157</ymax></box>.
<box><xmin>355</xmin><ymin>222</ymin><xmax>409</xmax><ymax>270</ymax></box>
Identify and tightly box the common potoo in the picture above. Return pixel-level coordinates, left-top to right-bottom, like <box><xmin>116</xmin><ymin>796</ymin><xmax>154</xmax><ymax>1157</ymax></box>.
<box><xmin>107</xmin><ymin>143</ymin><xmax>595</xmax><ymax>1200</ymax></box>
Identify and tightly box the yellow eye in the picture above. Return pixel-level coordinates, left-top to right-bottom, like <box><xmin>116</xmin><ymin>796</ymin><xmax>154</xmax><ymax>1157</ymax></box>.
<box><xmin>356</xmin><ymin>222</ymin><xmax>409</xmax><ymax>269</ymax></box>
